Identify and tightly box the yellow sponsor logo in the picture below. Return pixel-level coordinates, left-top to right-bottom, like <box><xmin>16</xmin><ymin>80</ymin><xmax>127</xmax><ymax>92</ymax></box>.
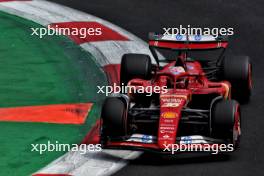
<box><xmin>162</xmin><ymin>112</ymin><xmax>178</xmax><ymax>118</ymax></box>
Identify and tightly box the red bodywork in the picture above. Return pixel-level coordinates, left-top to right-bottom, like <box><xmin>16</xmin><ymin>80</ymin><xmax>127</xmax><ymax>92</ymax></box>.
<box><xmin>85</xmin><ymin>36</ymin><xmax>232</xmax><ymax>152</ymax></box>
<box><xmin>105</xmin><ymin>60</ymin><xmax>230</xmax><ymax>150</ymax></box>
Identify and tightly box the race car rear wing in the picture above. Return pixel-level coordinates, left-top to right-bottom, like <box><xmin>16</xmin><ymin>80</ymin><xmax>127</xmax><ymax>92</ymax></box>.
<box><xmin>148</xmin><ymin>32</ymin><xmax>229</xmax><ymax>50</ymax></box>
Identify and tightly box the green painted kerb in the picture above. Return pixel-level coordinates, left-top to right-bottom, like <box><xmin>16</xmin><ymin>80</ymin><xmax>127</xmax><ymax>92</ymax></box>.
<box><xmin>0</xmin><ymin>11</ymin><xmax>107</xmax><ymax>175</ymax></box>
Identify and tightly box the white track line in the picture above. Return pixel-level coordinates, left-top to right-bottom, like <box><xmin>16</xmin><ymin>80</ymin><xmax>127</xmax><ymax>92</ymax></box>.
<box><xmin>36</xmin><ymin>150</ymin><xmax>142</xmax><ymax>176</ymax></box>
<box><xmin>0</xmin><ymin>0</ymin><xmax>149</xmax><ymax>175</ymax></box>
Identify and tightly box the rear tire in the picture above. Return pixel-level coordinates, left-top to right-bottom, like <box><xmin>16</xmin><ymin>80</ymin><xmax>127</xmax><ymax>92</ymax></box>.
<box><xmin>211</xmin><ymin>100</ymin><xmax>241</xmax><ymax>147</ymax></box>
<box><xmin>221</xmin><ymin>56</ymin><xmax>252</xmax><ymax>103</ymax></box>
<box><xmin>120</xmin><ymin>54</ymin><xmax>152</xmax><ymax>85</ymax></box>
<box><xmin>101</xmin><ymin>97</ymin><xmax>128</xmax><ymax>138</ymax></box>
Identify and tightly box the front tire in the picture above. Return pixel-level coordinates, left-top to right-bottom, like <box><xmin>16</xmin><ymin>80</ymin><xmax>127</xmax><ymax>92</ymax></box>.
<box><xmin>211</xmin><ymin>100</ymin><xmax>241</xmax><ymax>147</ymax></box>
<box><xmin>101</xmin><ymin>97</ymin><xmax>128</xmax><ymax>139</ymax></box>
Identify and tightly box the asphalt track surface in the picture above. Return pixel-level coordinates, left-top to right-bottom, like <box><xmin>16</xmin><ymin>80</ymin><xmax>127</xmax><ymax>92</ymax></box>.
<box><xmin>49</xmin><ymin>1</ymin><xmax>264</xmax><ymax>175</ymax></box>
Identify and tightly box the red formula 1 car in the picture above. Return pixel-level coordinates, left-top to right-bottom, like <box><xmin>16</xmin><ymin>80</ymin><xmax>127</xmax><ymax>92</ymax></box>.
<box><xmin>100</xmin><ymin>33</ymin><xmax>252</xmax><ymax>153</ymax></box>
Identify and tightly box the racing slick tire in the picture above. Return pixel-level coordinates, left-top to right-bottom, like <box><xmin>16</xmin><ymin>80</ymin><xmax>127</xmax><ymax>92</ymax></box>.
<box><xmin>120</xmin><ymin>53</ymin><xmax>152</xmax><ymax>85</ymax></box>
<box><xmin>222</xmin><ymin>56</ymin><xmax>252</xmax><ymax>103</ymax></box>
<box><xmin>211</xmin><ymin>99</ymin><xmax>241</xmax><ymax>147</ymax></box>
<box><xmin>101</xmin><ymin>97</ymin><xmax>128</xmax><ymax>139</ymax></box>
